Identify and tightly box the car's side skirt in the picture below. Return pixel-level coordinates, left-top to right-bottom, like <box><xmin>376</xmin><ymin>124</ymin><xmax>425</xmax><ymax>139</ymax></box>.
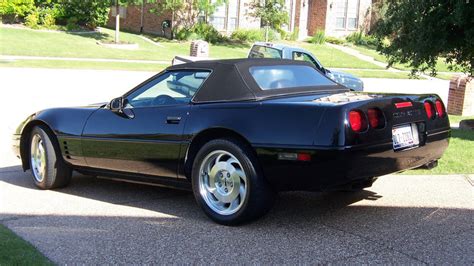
<box><xmin>74</xmin><ymin>166</ymin><xmax>192</xmax><ymax>191</ymax></box>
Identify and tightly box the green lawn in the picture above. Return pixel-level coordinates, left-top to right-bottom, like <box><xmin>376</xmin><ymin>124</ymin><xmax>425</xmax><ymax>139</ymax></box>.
<box><xmin>404</xmin><ymin>129</ymin><xmax>474</xmax><ymax>175</ymax></box>
<box><xmin>448</xmin><ymin>115</ymin><xmax>474</xmax><ymax>124</ymax></box>
<box><xmin>294</xmin><ymin>42</ymin><xmax>383</xmax><ymax>69</ymax></box>
<box><xmin>1</xmin><ymin>27</ymin><xmax>383</xmax><ymax>70</ymax></box>
<box><xmin>0</xmin><ymin>224</ymin><xmax>52</xmax><ymax>265</ymax></box>
<box><xmin>349</xmin><ymin>44</ymin><xmax>462</xmax><ymax>74</ymax></box>
<box><xmin>0</xmin><ymin>59</ymin><xmax>168</xmax><ymax>72</ymax></box>
<box><xmin>0</xmin><ymin>27</ymin><xmax>249</xmax><ymax>61</ymax></box>
<box><xmin>435</xmin><ymin>72</ymin><xmax>457</xmax><ymax>80</ymax></box>
<box><xmin>404</xmin><ymin>115</ymin><xmax>474</xmax><ymax>174</ymax></box>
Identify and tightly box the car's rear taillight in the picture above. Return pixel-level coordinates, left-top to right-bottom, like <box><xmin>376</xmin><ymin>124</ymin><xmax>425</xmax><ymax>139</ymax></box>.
<box><xmin>349</xmin><ymin>110</ymin><xmax>367</xmax><ymax>132</ymax></box>
<box><xmin>424</xmin><ymin>101</ymin><xmax>435</xmax><ymax>119</ymax></box>
<box><xmin>367</xmin><ymin>108</ymin><xmax>385</xmax><ymax>129</ymax></box>
<box><xmin>435</xmin><ymin>100</ymin><xmax>445</xmax><ymax>117</ymax></box>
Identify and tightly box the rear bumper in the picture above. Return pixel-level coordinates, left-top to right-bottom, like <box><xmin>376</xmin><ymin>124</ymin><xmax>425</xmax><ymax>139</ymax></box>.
<box><xmin>255</xmin><ymin>130</ymin><xmax>450</xmax><ymax>191</ymax></box>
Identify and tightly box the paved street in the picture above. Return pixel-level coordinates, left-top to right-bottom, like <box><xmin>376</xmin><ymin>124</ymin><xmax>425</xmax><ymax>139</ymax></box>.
<box><xmin>0</xmin><ymin>67</ymin><xmax>472</xmax><ymax>264</ymax></box>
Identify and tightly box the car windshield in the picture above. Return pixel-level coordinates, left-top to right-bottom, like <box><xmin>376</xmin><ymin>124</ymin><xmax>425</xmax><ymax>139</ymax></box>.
<box><xmin>248</xmin><ymin>45</ymin><xmax>282</xmax><ymax>59</ymax></box>
<box><xmin>249</xmin><ymin>65</ymin><xmax>336</xmax><ymax>90</ymax></box>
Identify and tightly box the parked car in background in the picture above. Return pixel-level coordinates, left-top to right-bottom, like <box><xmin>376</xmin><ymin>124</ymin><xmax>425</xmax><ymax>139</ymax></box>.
<box><xmin>13</xmin><ymin>59</ymin><xmax>449</xmax><ymax>225</ymax></box>
<box><xmin>248</xmin><ymin>42</ymin><xmax>364</xmax><ymax>91</ymax></box>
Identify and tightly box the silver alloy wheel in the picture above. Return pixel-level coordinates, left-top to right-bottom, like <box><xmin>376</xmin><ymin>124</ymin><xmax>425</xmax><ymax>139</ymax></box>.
<box><xmin>198</xmin><ymin>150</ymin><xmax>248</xmax><ymax>216</ymax></box>
<box><xmin>30</xmin><ymin>134</ymin><xmax>46</xmax><ymax>182</ymax></box>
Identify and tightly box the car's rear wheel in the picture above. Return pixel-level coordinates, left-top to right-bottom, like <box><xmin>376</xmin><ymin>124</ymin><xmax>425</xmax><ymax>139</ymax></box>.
<box><xmin>192</xmin><ymin>138</ymin><xmax>275</xmax><ymax>225</ymax></box>
<box><xmin>29</xmin><ymin>126</ymin><xmax>72</xmax><ymax>189</ymax></box>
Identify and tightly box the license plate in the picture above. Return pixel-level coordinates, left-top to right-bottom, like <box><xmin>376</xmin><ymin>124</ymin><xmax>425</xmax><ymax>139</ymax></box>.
<box><xmin>392</xmin><ymin>124</ymin><xmax>419</xmax><ymax>150</ymax></box>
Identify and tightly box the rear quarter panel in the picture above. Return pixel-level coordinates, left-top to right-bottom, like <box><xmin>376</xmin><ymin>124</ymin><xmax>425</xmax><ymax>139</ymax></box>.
<box><xmin>184</xmin><ymin>102</ymin><xmax>327</xmax><ymax>147</ymax></box>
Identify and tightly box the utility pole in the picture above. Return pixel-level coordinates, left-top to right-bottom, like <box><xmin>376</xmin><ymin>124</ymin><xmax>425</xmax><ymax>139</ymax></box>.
<box><xmin>115</xmin><ymin>0</ymin><xmax>120</xmax><ymax>43</ymax></box>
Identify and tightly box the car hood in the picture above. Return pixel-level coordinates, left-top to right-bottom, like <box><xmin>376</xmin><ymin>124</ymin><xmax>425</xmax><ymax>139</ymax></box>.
<box><xmin>327</xmin><ymin>69</ymin><xmax>364</xmax><ymax>91</ymax></box>
<box><xmin>86</xmin><ymin>102</ymin><xmax>108</xmax><ymax>108</ymax></box>
<box><xmin>15</xmin><ymin>104</ymin><xmax>105</xmax><ymax>136</ymax></box>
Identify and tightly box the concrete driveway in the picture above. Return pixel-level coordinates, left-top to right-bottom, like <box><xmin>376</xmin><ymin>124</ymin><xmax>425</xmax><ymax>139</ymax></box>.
<box><xmin>0</xmin><ymin>67</ymin><xmax>472</xmax><ymax>264</ymax></box>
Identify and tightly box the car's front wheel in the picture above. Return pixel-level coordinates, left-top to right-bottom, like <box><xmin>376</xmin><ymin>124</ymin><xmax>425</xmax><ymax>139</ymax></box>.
<box><xmin>29</xmin><ymin>126</ymin><xmax>72</xmax><ymax>189</ymax></box>
<box><xmin>192</xmin><ymin>138</ymin><xmax>275</xmax><ymax>225</ymax></box>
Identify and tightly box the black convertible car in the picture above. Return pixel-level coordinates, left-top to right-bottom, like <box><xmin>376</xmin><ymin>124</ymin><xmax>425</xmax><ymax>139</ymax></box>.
<box><xmin>12</xmin><ymin>59</ymin><xmax>450</xmax><ymax>225</ymax></box>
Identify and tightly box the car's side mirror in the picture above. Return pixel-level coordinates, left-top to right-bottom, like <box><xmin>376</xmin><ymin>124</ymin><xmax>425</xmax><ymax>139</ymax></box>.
<box><xmin>109</xmin><ymin>97</ymin><xmax>135</xmax><ymax>119</ymax></box>
<box><xmin>109</xmin><ymin>97</ymin><xmax>123</xmax><ymax>113</ymax></box>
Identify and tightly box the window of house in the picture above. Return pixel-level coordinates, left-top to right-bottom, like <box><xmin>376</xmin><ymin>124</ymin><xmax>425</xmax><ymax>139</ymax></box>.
<box><xmin>209</xmin><ymin>0</ymin><xmax>240</xmax><ymax>31</ymax></box>
<box><xmin>335</xmin><ymin>0</ymin><xmax>346</xmax><ymax>29</ymax></box>
<box><xmin>346</xmin><ymin>0</ymin><xmax>358</xmax><ymax>29</ymax></box>
<box><xmin>334</xmin><ymin>0</ymin><xmax>359</xmax><ymax>30</ymax></box>
<box><xmin>210</xmin><ymin>16</ymin><xmax>225</xmax><ymax>30</ymax></box>
<box><xmin>227</xmin><ymin>0</ymin><xmax>238</xmax><ymax>31</ymax></box>
<box><xmin>209</xmin><ymin>0</ymin><xmax>227</xmax><ymax>31</ymax></box>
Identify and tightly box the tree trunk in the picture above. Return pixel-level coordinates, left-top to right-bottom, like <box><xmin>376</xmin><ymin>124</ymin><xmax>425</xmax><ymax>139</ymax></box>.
<box><xmin>115</xmin><ymin>2</ymin><xmax>120</xmax><ymax>43</ymax></box>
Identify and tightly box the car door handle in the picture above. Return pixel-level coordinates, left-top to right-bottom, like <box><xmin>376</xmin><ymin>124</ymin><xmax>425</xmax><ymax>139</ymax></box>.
<box><xmin>166</xmin><ymin>116</ymin><xmax>181</xmax><ymax>124</ymax></box>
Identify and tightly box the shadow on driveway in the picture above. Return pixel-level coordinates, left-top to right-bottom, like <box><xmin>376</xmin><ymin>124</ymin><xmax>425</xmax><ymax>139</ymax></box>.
<box><xmin>0</xmin><ymin>165</ymin><xmax>472</xmax><ymax>264</ymax></box>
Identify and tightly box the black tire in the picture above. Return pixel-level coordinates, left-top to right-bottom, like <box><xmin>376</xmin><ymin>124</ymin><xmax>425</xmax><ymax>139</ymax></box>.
<box><xmin>29</xmin><ymin>126</ymin><xmax>72</xmax><ymax>189</ymax></box>
<box><xmin>191</xmin><ymin>138</ymin><xmax>275</xmax><ymax>225</ymax></box>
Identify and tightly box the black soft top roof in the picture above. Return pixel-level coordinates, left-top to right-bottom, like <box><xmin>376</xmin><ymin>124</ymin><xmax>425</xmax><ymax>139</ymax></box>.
<box><xmin>167</xmin><ymin>58</ymin><xmax>349</xmax><ymax>103</ymax></box>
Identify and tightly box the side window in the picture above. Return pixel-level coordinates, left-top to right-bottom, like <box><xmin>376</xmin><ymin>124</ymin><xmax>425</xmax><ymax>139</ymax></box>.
<box><xmin>126</xmin><ymin>70</ymin><xmax>210</xmax><ymax>108</ymax></box>
<box><xmin>249</xmin><ymin>45</ymin><xmax>282</xmax><ymax>59</ymax></box>
<box><xmin>293</xmin><ymin>52</ymin><xmax>324</xmax><ymax>72</ymax></box>
<box><xmin>293</xmin><ymin>52</ymin><xmax>325</xmax><ymax>73</ymax></box>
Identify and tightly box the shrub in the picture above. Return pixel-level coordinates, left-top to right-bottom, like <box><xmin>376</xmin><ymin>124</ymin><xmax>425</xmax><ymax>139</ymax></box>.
<box><xmin>309</xmin><ymin>30</ymin><xmax>325</xmax><ymax>44</ymax></box>
<box><xmin>230</xmin><ymin>29</ymin><xmax>264</xmax><ymax>43</ymax></box>
<box><xmin>325</xmin><ymin>36</ymin><xmax>345</xmax><ymax>45</ymax></box>
<box><xmin>176</xmin><ymin>23</ymin><xmax>225</xmax><ymax>44</ymax></box>
<box><xmin>24</xmin><ymin>8</ymin><xmax>38</xmax><ymax>28</ymax></box>
<box><xmin>38</xmin><ymin>7</ymin><xmax>58</xmax><ymax>28</ymax></box>
<box><xmin>192</xmin><ymin>22</ymin><xmax>224</xmax><ymax>44</ymax></box>
<box><xmin>59</xmin><ymin>0</ymin><xmax>110</xmax><ymax>29</ymax></box>
<box><xmin>41</xmin><ymin>11</ymin><xmax>55</xmax><ymax>27</ymax></box>
<box><xmin>175</xmin><ymin>27</ymin><xmax>192</xmax><ymax>41</ymax></box>
<box><xmin>346</xmin><ymin>31</ymin><xmax>378</xmax><ymax>47</ymax></box>
<box><xmin>346</xmin><ymin>31</ymin><xmax>363</xmax><ymax>44</ymax></box>
<box><xmin>288</xmin><ymin>26</ymin><xmax>299</xmax><ymax>41</ymax></box>
<box><xmin>0</xmin><ymin>0</ymin><xmax>35</xmax><ymax>22</ymax></box>
<box><xmin>66</xmin><ymin>16</ymin><xmax>80</xmax><ymax>31</ymax></box>
<box><xmin>264</xmin><ymin>28</ymin><xmax>281</xmax><ymax>41</ymax></box>
<box><xmin>277</xmin><ymin>28</ymin><xmax>287</xmax><ymax>40</ymax></box>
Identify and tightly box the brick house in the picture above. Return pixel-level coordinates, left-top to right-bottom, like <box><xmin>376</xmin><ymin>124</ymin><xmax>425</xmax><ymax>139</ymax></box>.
<box><xmin>286</xmin><ymin>0</ymin><xmax>373</xmax><ymax>39</ymax></box>
<box><xmin>107</xmin><ymin>0</ymin><xmax>260</xmax><ymax>38</ymax></box>
<box><xmin>108</xmin><ymin>0</ymin><xmax>372</xmax><ymax>39</ymax></box>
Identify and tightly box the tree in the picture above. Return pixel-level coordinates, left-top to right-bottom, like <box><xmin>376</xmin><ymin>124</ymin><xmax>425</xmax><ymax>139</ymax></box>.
<box><xmin>150</xmin><ymin>0</ymin><xmax>226</xmax><ymax>39</ymax></box>
<box><xmin>248</xmin><ymin>0</ymin><xmax>288</xmax><ymax>30</ymax></box>
<box><xmin>374</xmin><ymin>0</ymin><xmax>474</xmax><ymax>76</ymax></box>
